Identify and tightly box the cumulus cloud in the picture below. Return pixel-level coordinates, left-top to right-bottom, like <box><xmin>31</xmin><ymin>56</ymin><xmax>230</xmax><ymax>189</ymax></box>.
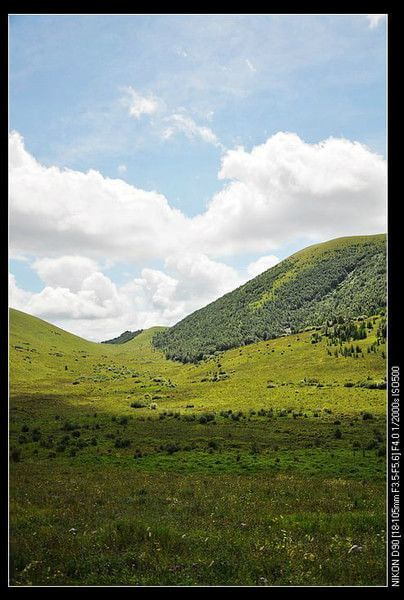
<box><xmin>162</xmin><ymin>113</ymin><xmax>221</xmax><ymax>147</ymax></box>
<box><xmin>125</xmin><ymin>86</ymin><xmax>160</xmax><ymax>118</ymax></box>
<box><xmin>117</xmin><ymin>164</ymin><xmax>127</xmax><ymax>174</ymax></box>
<box><xmin>10</xmin><ymin>251</ymin><xmax>242</xmax><ymax>340</ymax></box>
<box><xmin>11</xmin><ymin>256</ymin><xmax>125</xmax><ymax>323</ymax></box>
<box><xmin>11</xmin><ymin>130</ymin><xmax>386</xmax><ymax>265</ymax></box>
<box><xmin>366</xmin><ymin>15</ymin><xmax>386</xmax><ymax>29</ymax></box>
<box><xmin>9</xmin><ymin>274</ymin><xmax>32</xmax><ymax>310</ymax></box>
<box><xmin>9</xmin><ymin>130</ymin><xmax>386</xmax><ymax>338</ymax></box>
<box><xmin>9</xmin><ymin>131</ymin><xmax>189</xmax><ymax>262</ymax></box>
<box><xmin>33</xmin><ymin>256</ymin><xmax>99</xmax><ymax>292</ymax></box>
<box><xmin>247</xmin><ymin>255</ymin><xmax>280</xmax><ymax>278</ymax></box>
<box><xmin>193</xmin><ymin>132</ymin><xmax>386</xmax><ymax>255</ymax></box>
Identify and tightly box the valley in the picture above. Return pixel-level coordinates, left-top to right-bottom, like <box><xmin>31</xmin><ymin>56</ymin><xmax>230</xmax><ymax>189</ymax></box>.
<box><xmin>9</xmin><ymin>301</ymin><xmax>386</xmax><ymax>585</ymax></box>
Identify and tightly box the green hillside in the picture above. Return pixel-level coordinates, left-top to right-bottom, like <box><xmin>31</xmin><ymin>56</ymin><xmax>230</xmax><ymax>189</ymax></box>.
<box><xmin>9</xmin><ymin>306</ymin><xmax>386</xmax><ymax>585</ymax></box>
<box><xmin>153</xmin><ymin>234</ymin><xmax>386</xmax><ymax>363</ymax></box>
<box><xmin>101</xmin><ymin>329</ymin><xmax>143</xmax><ymax>344</ymax></box>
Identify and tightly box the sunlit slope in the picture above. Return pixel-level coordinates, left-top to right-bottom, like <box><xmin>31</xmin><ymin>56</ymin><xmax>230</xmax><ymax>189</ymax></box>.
<box><xmin>9</xmin><ymin>307</ymin><xmax>166</xmax><ymax>391</ymax></box>
<box><xmin>154</xmin><ymin>234</ymin><xmax>386</xmax><ymax>362</ymax></box>
<box><xmin>9</xmin><ymin>308</ymin><xmax>386</xmax><ymax>416</ymax></box>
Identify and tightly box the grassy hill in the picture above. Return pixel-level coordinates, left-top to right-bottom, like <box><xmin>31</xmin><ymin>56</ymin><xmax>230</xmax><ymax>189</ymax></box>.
<box><xmin>9</xmin><ymin>307</ymin><xmax>386</xmax><ymax>585</ymax></box>
<box><xmin>153</xmin><ymin>234</ymin><xmax>386</xmax><ymax>363</ymax></box>
<box><xmin>101</xmin><ymin>329</ymin><xmax>143</xmax><ymax>344</ymax></box>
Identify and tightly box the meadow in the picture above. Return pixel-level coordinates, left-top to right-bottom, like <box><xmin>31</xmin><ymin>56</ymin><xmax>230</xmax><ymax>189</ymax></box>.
<box><xmin>9</xmin><ymin>308</ymin><xmax>387</xmax><ymax>586</ymax></box>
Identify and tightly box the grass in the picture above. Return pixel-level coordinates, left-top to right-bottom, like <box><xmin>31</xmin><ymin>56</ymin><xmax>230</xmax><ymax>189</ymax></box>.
<box><xmin>9</xmin><ymin>308</ymin><xmax>387</xmax><ymax>586</ymax></box>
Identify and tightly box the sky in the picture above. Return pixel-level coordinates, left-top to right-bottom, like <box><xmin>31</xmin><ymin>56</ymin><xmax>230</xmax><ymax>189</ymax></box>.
<box><xmin>9</xmin><ymin>13</ymin><xmax>387</xmax><ymax>341</ymax></box>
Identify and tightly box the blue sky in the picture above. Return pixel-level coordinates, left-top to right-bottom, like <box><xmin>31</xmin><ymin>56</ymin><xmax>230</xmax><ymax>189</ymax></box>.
<box><xmin>9</xmin><ymin>14</ymin><xmax>387</xmax><ymax>339</ymax></box>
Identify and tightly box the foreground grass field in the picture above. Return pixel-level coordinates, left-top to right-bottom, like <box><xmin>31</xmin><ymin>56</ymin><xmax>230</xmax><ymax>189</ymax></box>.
<box><xmin>9</xmin><ymin>308</ymin><xmax>387</xmax><ymax>585</ymax></box>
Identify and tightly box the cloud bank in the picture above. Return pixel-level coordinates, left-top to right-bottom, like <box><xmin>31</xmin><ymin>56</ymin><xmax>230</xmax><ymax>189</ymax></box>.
<box><xmin>9</xmin><ymin>130</ymin><xmax>386</xmax><ymax>339</ymax></box>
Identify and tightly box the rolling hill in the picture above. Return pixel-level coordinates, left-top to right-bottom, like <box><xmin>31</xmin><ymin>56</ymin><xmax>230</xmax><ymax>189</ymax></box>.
<box><xmin>153</xmin><ymin>234</ymin><xmax>386</xmax><ymax>363</ymax></box>
<box><xmin>101</xmin><ymin>330</ymin><xmax>144</xmax><ymax>344</ymax></box>
<box><xmin>9</xmin><ymin>302</ymin><xmax>386</xmax><ymax>585</ymax></box>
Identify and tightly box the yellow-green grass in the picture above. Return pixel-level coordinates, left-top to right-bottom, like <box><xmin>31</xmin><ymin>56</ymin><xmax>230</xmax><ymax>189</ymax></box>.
<box><xmin>10</xmin><ymin>308</ymin><xmax>386</xmax><ymax>417</ymax></box>
<box><xmin>9</xmin><ymin>308</ymin><xmax>387</xmax><ymax>585</ymax></box>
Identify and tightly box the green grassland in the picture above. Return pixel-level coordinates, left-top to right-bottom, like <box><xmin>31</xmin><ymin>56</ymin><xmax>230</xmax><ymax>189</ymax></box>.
<box><xmin>9</xmin><ymin>307</ymin><xmax>387</xmax><ymax>586</ymax></box>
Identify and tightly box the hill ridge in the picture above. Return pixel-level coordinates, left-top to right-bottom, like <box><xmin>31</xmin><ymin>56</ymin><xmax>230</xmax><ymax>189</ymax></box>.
<box><xmin>153</xmin><ymin>234</ymin><xmax>386</xmax><ymax>362</ymax></box>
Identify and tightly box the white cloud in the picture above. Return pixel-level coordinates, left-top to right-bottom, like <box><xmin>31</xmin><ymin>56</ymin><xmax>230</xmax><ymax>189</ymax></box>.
<box><xmin>10</xmin><ymin>130</ymin><xmax>386</xmax><ymax>338</ymax></box>
<box><xmin>165</xmin><ymin>252</ymin><xmax>242</xmax><ymax>305</ymax></box>
<box><xmin>366</xmin><ymin>15</ymin><xmax>386</xmax><ymax>29</ymax></box>
<box><xmin>33</xmin><ymin>256</ymin><xmax>99</xmax><ymax>292</ymax></box>
<box><xmin>193</xmin><ymin>132</ymin><xmax>386</xmax><ymax>256</ymax></box>
<box><xmin>9</xmin><ymin>274</ymin><xmax>32</xmax><ymax>310</ymax></box>
<box><xmin>10</xmin><ymin>251</ymin><xmax>242</xmax><ymax>340</ymax></box>
<box><xmin>9</xmin><ymin>131</ymin><xmax>189</xmax><ymax>262</ymax></box>
<box><xmin>117</xmin><ymin>164</ymin><xmax>127</xmax><ymax>174</ymax></box>
<box><xmin>10</xmin><ymin>130</ymin><xmax>386</xmax><ymax>264</ymax></box>
<box><xmin>162</xmin><ymin>114</ymin><xmax>222</xmax><ymax>147</ymax></box>
<box><xmin>247</xmin><ymin>255</ymin><xmax>280</xmax><ymax>278</ymax></box>
<box><xmin>246</xmin><ymin>59</ymin><xmax>257</xmax><ymax>73</ymax></box>
<box><xmin>125</xmin><ymin>86</ymin><xmax>160</xmax><ymax>119</ymax></box>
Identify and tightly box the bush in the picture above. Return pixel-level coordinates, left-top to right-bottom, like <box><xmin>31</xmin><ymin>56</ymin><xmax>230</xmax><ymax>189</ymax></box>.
<box><xmin>114</xmin><ymin>438</ymin><xmax>131</xmax><ymax>449</ymax></box>
<box><xmin>334</xmin><ymin>428</ymin><xmax>342</xmax><ymax>439</ymax></box>
<box><xmin>362</xmin><ymin>412</ymin><xmax>374</xmax><ymax>421</ymax></box>
<box><xmin>31</xmin><ymin>428</ymin><xmax>41</xmax><ymax>442</ymax></box>
<box><xmin>62</xmin><ymin>422</ymin><xmax>79</xmax><ymax>431</ymax></box>
<box><xmin>165</xmin><ymin>443</ymin><xmax>181</xmax><ymax>455</ymax></box>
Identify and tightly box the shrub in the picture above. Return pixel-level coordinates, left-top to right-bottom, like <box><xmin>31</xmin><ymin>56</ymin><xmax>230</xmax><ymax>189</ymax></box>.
<box><xmin>362</xmin><ymin>412</ymin><xmax>374</xmax><ymax>421</ymax></box>
<box><xmin>165</xmin><ymin>443</ymin><xmax>181</xmax><ymax>455</ymax></box>
<box><xmin>334</xmin><ymin>428</ymin><xmax>342</xmax><ymax>439</ymax></box>
<box><xmin>63</xmin><ymin>422</ymin><xmax>79</xmax><ymax>431</ymax></box>
<box><xmin>131</xmin><ymin>401</ymin><xmax>146</xmax><ymax>408</ymax></box>
<box><xmin>114</xmin><ymin>438</ymin><xmax>131</xmax><ymax>449</ymax></box>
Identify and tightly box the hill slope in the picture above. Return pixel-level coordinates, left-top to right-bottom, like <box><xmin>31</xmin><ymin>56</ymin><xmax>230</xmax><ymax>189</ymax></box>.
<box><xmin>101</xmin><ymin>330</ymin><xmax>143</xmax><ymax>344</ymax></box>
<box><xmin>153</xmin><ymin>234</ymin><xmax>386</xmax><ymax>362</ymax></box>
<box><xmin>9</xmin><ymin>308</ymin><xmax>386</xmax><ymax>585</ymax></box>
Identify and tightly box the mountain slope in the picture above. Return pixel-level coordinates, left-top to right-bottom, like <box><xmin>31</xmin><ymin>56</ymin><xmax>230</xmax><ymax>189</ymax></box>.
<box><xmin>101</xmin><ymin>330</ymin><xmax>144</xmax><ymax>344</ymax></box>
<box><xmin>153</xmin><ymin>234</ymin><xmax>386</xmax><ymax>362</ymax></box>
